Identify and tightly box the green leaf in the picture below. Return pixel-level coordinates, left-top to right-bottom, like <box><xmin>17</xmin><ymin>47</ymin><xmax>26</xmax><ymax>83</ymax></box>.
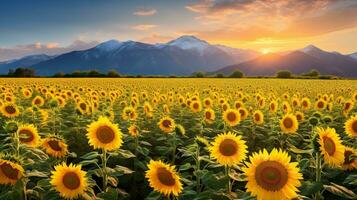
<box><xmin>323</xmin><ymin>183</ymin><xmax>357</xmax><ymax>199</ymax></box>
<box><xmin>79</xmin><ymin>159</ymin><xmax>98</xmax><ymax>166</ymax></box>
<box><xmin>299</xmin><ymin>181</ymin><xmax>323</xmax><ymax>196</ymax></box>
<box><xmin>179</xmin><ymin>163</ymin><xmax>192</xmax><ymax>171</ymax></box>
<box><xmin>26</xmin><ymin>170</ymin><xmax>48</xmax><ymax>178</ymax></box>
<box><xmin>114</xmin><ymin>165</ymin><xmax>134</xmax><ymax>175</ymax></box>
<box><xmin>97</xmin><ymin>187</ymin><xmax>119</xmax><ymax>200</ymax></box>
<box><xmin>117</xmin><ymin>149</ymin><xmax>136</xmax><ymax>158</ymax></box>
<box><xmin>80</xmin><ymin>151</ymin><xmax>99</xmax><ymax>160</ymax></box>
<box><xmin>344</xmin><ymin>174</ymin><xmax>357</xmax><ymax>185</ymax></box>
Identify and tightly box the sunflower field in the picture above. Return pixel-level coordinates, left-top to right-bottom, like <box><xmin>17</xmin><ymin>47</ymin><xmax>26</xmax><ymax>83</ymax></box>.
<box><xmin>0</xmin><ymin>78</ymin><xmax>356</xmax><ymax>200</ymax></box>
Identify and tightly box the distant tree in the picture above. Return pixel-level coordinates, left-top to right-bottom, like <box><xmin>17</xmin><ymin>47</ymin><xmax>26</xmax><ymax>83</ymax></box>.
<box><xmin>192</xmin><ymin>71</ymin><xmax>205</xmax><ymax>78</ymax></box>
<box><xmin>88</xmin><ymin>70</ymin><xmax>102</xmax><ymax>77</ymax></box>
<box><xmin>215</xmin><ymin>73</ymin><xmax>225</xmax><ymax>78</ymax></box>
<box><xmin>276</xmin><ymin>70</ymin><xmax>292</xmax><ymax>78</ymax></box>
<box><xmin>229</xmin><ymin>70</ymin><xmax>244</xmax><ymax>78</ymax></box>
<box><xmin>53</xmin><ymin>72</ymin><xmax>65</xmax><ymax>77</ymax></box>
<box><xmin>303</xmin><ymin>69</ymin><xmax>320</xmax><ymax>77</ymax></box>
<box><xmin>13</xmin><ymin>68</ymin><xmax>35</xmax><ymax>77</ymax></box>
<box><xmin>107</xmin><ymin>70</ymin><xmax>120</xmax><ymax>77</ymax></box>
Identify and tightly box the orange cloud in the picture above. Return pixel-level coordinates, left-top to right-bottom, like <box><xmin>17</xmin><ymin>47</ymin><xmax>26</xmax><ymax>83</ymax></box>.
<box><xmin>133</xmin><ymin>8</ymin><xmax>157</xmax><ymax>16</ymax></box>
<box><xmin>35</xmin><ymin>42</ymin><xmax>41</xmax><ymax>49</ymax></box>
<box><xmin>46</xmin><ymin>42</ymin><xmax>59</xmax><ymax>49</ymax></box>
<box><xmin>132</xmin><ymin>24</ymin><xmax>158</xmax><ymax>31</ymax></box>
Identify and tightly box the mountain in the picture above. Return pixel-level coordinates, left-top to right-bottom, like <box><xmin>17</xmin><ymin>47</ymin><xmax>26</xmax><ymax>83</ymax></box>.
<box><xmin>349</xmin><ymin>52</ymin><xmax>357</xmax><ymax>60</ymax></box>
<box><xmin>0</xmin><ymin>54</ymin><xmax>54</xmax><ymax>74</ymax></box>
<box><xmin>216</xmin><ymin>45</ymin><xmax>357</xmax><ymax>77</ymax></box>
<box><xmin>28</xmin><ymin>36</ymin><xmax>260</xmax><ymax>76</ymax></box>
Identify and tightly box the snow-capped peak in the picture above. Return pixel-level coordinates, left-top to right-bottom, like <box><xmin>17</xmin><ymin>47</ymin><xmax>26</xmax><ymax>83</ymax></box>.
<box><xmin>301</xmin><ymin>45</ymin><xmax>321</xmax><ymax>53</ymax></box>
<box><xmin>95</xmin><ymin>40</ymin><xmax>122</xmax><ymax>51</ymax></box>
<box><xmin>166</xmin><ymin>35</ymin><xmax>209</xmax><ymax>52</ymax></box>
<box><xmin>349</xmin><ymin>52</ymin><xmax>357</xmax><ymax>60</ymax></box>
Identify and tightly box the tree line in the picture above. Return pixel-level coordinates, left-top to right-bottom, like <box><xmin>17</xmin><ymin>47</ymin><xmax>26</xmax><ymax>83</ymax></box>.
<box><xmin>1</xmin><ymin>67</ymin><xmax>337</xmax><ymax>79</ymax></box>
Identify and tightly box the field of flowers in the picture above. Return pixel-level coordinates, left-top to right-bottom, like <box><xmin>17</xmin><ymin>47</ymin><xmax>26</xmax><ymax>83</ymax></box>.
<box><xmin>0</xmin><ymin>78</ymin><xmax>356</xmax><ymax>200</ymax></box>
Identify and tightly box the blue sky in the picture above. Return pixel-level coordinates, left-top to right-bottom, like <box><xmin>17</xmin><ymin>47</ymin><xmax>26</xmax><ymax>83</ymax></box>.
<box><xmin>1</xmin><ymin>0</ymin><xmax>357</xmax><ymax>61</ymax></box>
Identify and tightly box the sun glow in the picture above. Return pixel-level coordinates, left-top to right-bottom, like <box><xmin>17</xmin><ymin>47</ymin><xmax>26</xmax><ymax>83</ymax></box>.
<box><xmin>261</xmin><ymin>48</ymin><xmax>272</xmax><ymax>54</ymax></box>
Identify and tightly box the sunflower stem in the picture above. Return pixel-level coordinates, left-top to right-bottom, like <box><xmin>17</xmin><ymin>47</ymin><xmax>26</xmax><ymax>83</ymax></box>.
<box><xmin>196</xmin><ymin>144</ymin><xmax>201</xmax><ymax>193</ymax></box>
<box><xmin>315</xmin><ymin>152</ymin><xmax>322</xmax><ymax>200</ymax></box>
<box><xmin>171</xmin><ymin>132</ymin><xmax>176</xmax><ymax>164</ymax></box>
<box><xmin>102</xmin><ymin>149</ymin><xmax>108</xmax><ymax>191</ymax></box>
<box><xmin>225</xmin><ymin>165</ymin><xmax>231</xmax><ymax>194</ymax></box>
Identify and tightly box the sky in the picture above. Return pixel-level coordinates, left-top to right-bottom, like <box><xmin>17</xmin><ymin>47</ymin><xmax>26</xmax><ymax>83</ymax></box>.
<box><xmin>1</xmin><ymin>0</ymin><xmax>357</xmax><ymax>61</ymax></box>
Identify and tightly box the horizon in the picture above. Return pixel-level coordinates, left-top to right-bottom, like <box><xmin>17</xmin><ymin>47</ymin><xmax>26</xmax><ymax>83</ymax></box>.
<box><xmin>1</xmin><ymin>0</ymin><xmax>357</xmax><ymax>61</ymax></box>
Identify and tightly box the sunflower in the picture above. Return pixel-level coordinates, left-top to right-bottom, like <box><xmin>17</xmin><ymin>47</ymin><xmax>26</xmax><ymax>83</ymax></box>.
<box><xmin>203</xmin><ymin>108</ymin><xmax>215</xmax><ymax>124</ymax></box>
<box><xmin>17</xmin><ymin>124</ymin><xmax>41</xmax><ymax>147</ymax></box>
<box><xmin>343</xmin><ymin>100</ymin><xmax>353</xmax><ymax>114</ymax></box>
<box><xmin>223</xmin><ymin>109</ymin><xmax>240</xmax><ymax>127</ymax></box>
<box><xmin>158</xmin><ymin>116</ymin><xmax>176</xmax><ymax>133</ymax></box>
<box><xmin>317</xmin><ymin>127</ymin><xmax>344</xmax><ymax>167</ymax></box>
<box><xmin>0</xmin><ymin>159</ymin><xmax>24</xmax><ymax>185</ymax></box>
<box><xmin>253</xmin><ymin>110</ymin><xmax>264</xmax><ymax>125</ymax></box>
<box><xmin>301</xmin><ymin>97</ymin><xmax>311</xmax><ymax>110</ymax></box>
<box><xmin>76</xmin><ymin>101</ymin><xmax>89</xmax><ymax>115</ymax></box>
<box><xmin>238</xmin><ymin>107</ymin><xmax>249</xmax><ymax>120</ymax></box>
<box><xmin>22</xmin><ymin>89</ymin><xmax>32</xmax><ymax>99</ymax></box>
<box><xmin>128</xmin><ymin>124</ymin><xmax>139</xmax><ymax>137</ymax></box>
<box><xmin>145</xmin><ymin>160</ymin><xmax>183</xmax><ymax>196</ymax></box>
<box><xmin>234</xmin><ymin>100</ymin><xmax>244</xmax><ymax>109</ymax></box>
<box><xmin>209</xmin><ymin>132</ymin><xmax>247</xmax><ymax>166</ymax></box>
<box><xmin>122</xmin><ymin>106</ymin><xmax>137</xmax><ymax>121</ymax></box>
<box><xmin>190</xmin><ymin>100</ymin><xmax>202</xmax><ymax>113</ymax></box>
<box><xmin>341</xmin><ymin>147</ymin><xmax>357</xmax><ymax>170</ymax></box>
<box><xmin>221</xmin><ymin>103</ymin><xmax>230</xmax><ymax>112</ymax></box>
<box><xmin>1</xmin><ymin>102</ymin><xmax>20</xmax><ymax>118</ymax></box>
<box><xmin>269</xmin><ymin>100</ymin><xmax>278</xmax><ymax>113</ymax></box>
<box><xmin>203</xmin><ymin>98</ymin><xmax>212</xmax><ymax>108</ymax></box>
<box><xmin>243</xmin><ymin>149</ymin><xmax>303</xmax><ymax>200</ymax></box>
<box><xmin>86</xmin><ymin>116</ymin><xmax>123</xmax><ymax>151</ymax></box>
<box><xmin>282</xmin><ymin>101</ymin><xmax>291</xmax><ymax>113</ymax></box>
<box><xmin>315</xmin><ymin>99</ymin><xmax>326</xmax><ymax>110</ymax></box>
<box><xmin>345</xmin><ymin>115</ymin><xmax>357</xmax><ymax>137</ymax></box>
<box><xmin>280</xmin><ymin>114</ymin><xmax>298</xmax><ymax>134</ymax></box>
<box><xmin>50</xmin><ymin>163</ymin><xmax>87</xmax><ymax>199</ymax></box>
<box><xmin>295</xmin><ymin>111</ymin><xmax>304</xmax><ymax>121</ymax></box>
<box><xmin>42</xmin><ymin>136</ymin><xmax>68</xmax><ymax>158</ymax></box>
<box><xmin>32</xmin><ymin>96</ymin><xmax>45</xmax><ymax>107</ymax></box>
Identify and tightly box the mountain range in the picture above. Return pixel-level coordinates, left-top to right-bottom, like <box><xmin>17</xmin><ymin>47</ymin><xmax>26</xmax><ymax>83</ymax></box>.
<box><xmin>1</xmin><ymin>36</ymin><xmax>357</xmax><ymax>77</ymax></box>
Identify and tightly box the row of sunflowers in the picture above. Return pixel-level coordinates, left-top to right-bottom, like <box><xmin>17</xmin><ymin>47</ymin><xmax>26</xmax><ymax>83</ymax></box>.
<box><xmin>0</xmin><ymin>78</ymin><xmax>356</xmax><ymax>200</ymax></box>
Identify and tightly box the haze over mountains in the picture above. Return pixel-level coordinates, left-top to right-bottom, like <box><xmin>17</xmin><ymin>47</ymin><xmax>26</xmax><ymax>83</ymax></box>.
<box><xmin>1</xmin><ymin>36</ymin><xmax>357</xmax><ymax>77</ymax></box>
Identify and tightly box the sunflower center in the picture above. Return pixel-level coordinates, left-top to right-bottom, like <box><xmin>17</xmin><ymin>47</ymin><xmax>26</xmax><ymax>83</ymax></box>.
<box><xmin>239</xmin><ymin>110</ymin><xmax>245</xmax><ymax>116</ymax></box>
<box><xmin>62</xmin><ymin>172</ymin><xmax>81</xmax><ymax>190</ymax></box>
<box><xmin>271</xmin><ymin>104</ymin><xmax>275</xmax><ymax>110</ymax></box>
<box><xmin>219</xmin><ymin>139</ymin><xmax>238</xmax><ymax>156</ymax></box>
<box><xmin>34</xmin><ymin>99</ymin><xmax>41</xmax><ymax>105</ymax></box>
<box><xmin>193</xmin><ymin>103</ymin><xmax>199</xmax><ymax>109</ymax></box>
<box><xmin>162</xmin><ymin>120</ymin><xmax>172</xmax><ymax>128</ymax></box>
<box><xmin>296</xmin><ymin>114</ymin><xmax>302</xmax><ymax>121</ymax></box>
<box><xmin>283</xmin><ymin>118</ymin><xmax>293</xmax><ymax>129</ymax></box>
<box><xmin>5</xmin><ymin>105</ymin><xmax>16</xmax><ymax>114</ymax></box>
<box><xmin>48</xmin><ymin>140</ymin><xmax>62</xmax><ymax>151</ymax></box>
<box><xmin>317</xmin><ymin>101</ymin><xmax>324</xmax><ymax>108</ymax></box>
<box><xmin>254</xmin><ymin>113</ymin><xmax>260</xmax><ymax>121</ymax></box>
<box><xmin>323</xmin><ymin>136</ymin><xmax>336</xmax><ymax>155</ymax></box>
<box><xmin>96</xmin><ymin>126</ymin><xmax>115</xmax><ymax>144</ymax></box>
<box><xmin>0</xmin><ymin>162</ymin><xmax>19</xmax><ymax>180</ymax></box>
<box><xmin>227</xmin><ymin>112</ymin><xmax>237</xmax><ymax>122</ymax></box>
<box><xmin>80</xmin><ymin>103</ymin><xmax>87</xmax><ymax>110</ymax></box>
<box><xmin>345</xmin><ymin>103</ymin><xmax>351</xmax><ymax>110</ymax></box>
<box><xmin>157</xmin><ymin>167</ymin><xmax>176</xmax><ymax>186</ymax></box>
<box><xmin>344</xmin><ymin>150</ymin><xmax>354</xmax><ymax>165</ymax></box>
<box><xmin>352</xmin><ymin>121</ymin><xmax>357</xmax><ymax>133</ymax></box>
<box><xmin>255</xmin><ymin>161</ymin><xmax>288</xmax><ymax>191</ymax></box>
<box><xmin>302</xmin><ymin>101</ymin><xmax>308</xmax><ymax>107</ymax></box>
<box><xmin>19</xmin><ymin>129</ymin><xmax>34</xmax><ymax>143</ymax></box>
<box><xmin>205</xmin><ymin>111</ymin><xmax>212</xmax><ymax>119</ymax></box>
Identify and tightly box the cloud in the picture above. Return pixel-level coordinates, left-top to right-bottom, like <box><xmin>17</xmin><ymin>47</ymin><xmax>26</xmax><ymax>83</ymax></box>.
<box><xmin>185</xmin><ymin>0</ymin><xmax>357</xmax><ymax>41</ymax></box>
<box><xmin>0</xmin><ymin>40</ymin><xmax>99</xmax><ymax>61</ymax></box>
<box><xmin>132</xmin><ymin>24</ymin><xmax>158</xmax><ymax>31</ymax></box>
<box><xmin>139</xmin><ymin>34</ymin><xmax>175</xmax><ymax>44</ymax></box>
<box><xmin>133</xmin><ymin>8</ymin><xmax>157</xmax><ymax>16</ymax></box>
